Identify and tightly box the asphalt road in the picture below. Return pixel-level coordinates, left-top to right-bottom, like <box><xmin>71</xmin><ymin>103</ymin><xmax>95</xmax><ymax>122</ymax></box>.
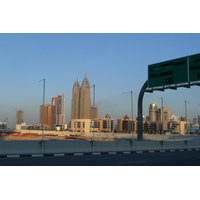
<box><xmin>1</xmin><ymin>150</ymin><xmax>200</xmax><ymax>166</ymax></box>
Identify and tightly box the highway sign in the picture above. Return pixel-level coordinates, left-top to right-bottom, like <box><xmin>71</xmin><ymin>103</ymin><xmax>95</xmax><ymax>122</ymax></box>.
<box><xmin>148</xmin><ymin>56</ymin><xmax>188</xmax><ymax>88</ymax></box>
<box><xmin>189</xmin><ymin>53</ymin><xmax>200</xmax><ymax>82</ymax></box>
<box><xmin>148</xmin><ymin>53</ymin><xmax>200</xmax><ymax>88</ymax></box>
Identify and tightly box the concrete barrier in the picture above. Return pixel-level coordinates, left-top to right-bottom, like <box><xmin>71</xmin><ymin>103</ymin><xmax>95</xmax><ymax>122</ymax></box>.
<box><xmin>133</xmin><ymin>141</ymin><xmax>161</xmax><ymax>151</ymax></box>
<box><xmin>94</xmin><ymin>141</ymin><xmax>132</xmax><ymax>152</ymax></box>
<box><xmin>1</xmin><ymin>140</ymin><xmax>200</xmax><ymax>155</ymax></box>
<box><xmin>3</xmin><ymin>140</ymin><xmax>41</xmax><ymax>154</ymax></box>
<box><xmin>0</xmin><ymin>141</ymin><xmax>5</xmax><ymax>154</ymax></box>
<box><xmin>187</xmin><ymin>141</ymin><xmax>200</xmax><ymax>149</ymax></box>
<box><xmin>163</xmin><ymin>141</ymin><xmax>185</xmax><ymax>150</ymax></box>
<box><xmin>44</xmin><ymin>141</ymin><xmax>75</xmax><ymax>153</ymax></box>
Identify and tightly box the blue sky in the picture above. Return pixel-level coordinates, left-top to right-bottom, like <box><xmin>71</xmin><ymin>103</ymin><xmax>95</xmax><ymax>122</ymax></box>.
<box><xmin>0</xmin><ymin>33</ymin><xmax>200</xmax><ymax>128</ymax></box>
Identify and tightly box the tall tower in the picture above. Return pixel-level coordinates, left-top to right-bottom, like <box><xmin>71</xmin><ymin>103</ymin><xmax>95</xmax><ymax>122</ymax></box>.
<box><xmin>52</xmin><ymin>97</ymin><xmax>58</xmax><ymax>126</ymax></box>
<box><xmin>79</xmin><ymin>76</ymin><xmax>91</xmax><ymax>119</ymax></box>
<box><xmin>16</xmin><ymin>110</ymin><xmax>24</xmax><ymax>124</ymax></box>
<box><xmin>149</xmin><ymin>103</ymin><xmax>157</xmax><ymax>121</ymax></box>
<box><xmin>40</xmin><ymin>104</ymin><xmax>54</xmax><ymax>129</ymax></box>
<box><xmin>71</xmin><ymin>78</ymin><xmax>80</xmax><ymax>119</ymax></box>
<box><xmin>57</xmin><ymin>93</ymin><xmax>66</xmax><ymax>125</ymax></box>
<box><xmin>157</xmin><ymin>107</ymin><xmax>170</xmax><ymax>130</ymax></box>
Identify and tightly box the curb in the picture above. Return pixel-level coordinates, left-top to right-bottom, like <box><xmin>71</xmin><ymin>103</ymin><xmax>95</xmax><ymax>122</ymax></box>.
<box><xmin>0</xmin><ymin>148</ymin><xmax>199</xmax><ymax>158</ymax></box>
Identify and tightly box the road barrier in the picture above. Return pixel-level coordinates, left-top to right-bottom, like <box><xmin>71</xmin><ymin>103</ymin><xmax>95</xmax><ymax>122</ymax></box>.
<box><xmin>0</xmin><ymin>140</ymin><xmax>200</xmax><ymax>155</ymax></box>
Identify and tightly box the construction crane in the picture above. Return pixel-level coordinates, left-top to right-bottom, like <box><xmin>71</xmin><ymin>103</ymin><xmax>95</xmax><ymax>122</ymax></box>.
<box><xmin>3</xmin><ymin>118</ymin><xmax>8</xmax><ymax>122</ymax></box>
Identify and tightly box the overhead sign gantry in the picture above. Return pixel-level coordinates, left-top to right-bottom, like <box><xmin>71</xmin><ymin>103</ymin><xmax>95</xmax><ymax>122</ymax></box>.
<box><xmin>137</xmin><ymin>53</ymin><xmax>200</xmax><ymax>141</ymax></box>
<box><xmin>148</xmin><ymin>53</ymin><xmax>200</xmax><ymax>89</ymax></box>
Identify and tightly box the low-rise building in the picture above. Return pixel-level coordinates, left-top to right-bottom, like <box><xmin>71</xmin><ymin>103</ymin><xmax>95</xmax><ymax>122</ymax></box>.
<box><xmin>117</xmin><ymin>115</ymin><xmax>137</xmax><ymax>133</ymax></box>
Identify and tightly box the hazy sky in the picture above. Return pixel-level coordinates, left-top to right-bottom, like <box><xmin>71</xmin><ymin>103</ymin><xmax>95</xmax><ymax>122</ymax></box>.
<box><xmin>0</xmin><ymin>33</ymin><xmax>200</xmax><ymax>128</ymax></box>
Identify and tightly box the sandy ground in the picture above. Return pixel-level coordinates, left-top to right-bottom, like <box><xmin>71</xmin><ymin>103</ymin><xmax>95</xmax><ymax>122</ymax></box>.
<box><xmin>0</xmin><ymin>135</ymin><xmax>116</xmax><ymax>141</ymax></box>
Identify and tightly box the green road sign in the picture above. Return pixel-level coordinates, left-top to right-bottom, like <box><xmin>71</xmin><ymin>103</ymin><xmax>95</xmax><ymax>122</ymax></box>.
<box><xmin>148</xmin><ymin>56</ymin><xmax>188</xmax><ymax>88</ymax></box>
<box><xmin>189</xmin><ymin>53</ymin><xmax>200</xmax><ymax>82</ymax></box>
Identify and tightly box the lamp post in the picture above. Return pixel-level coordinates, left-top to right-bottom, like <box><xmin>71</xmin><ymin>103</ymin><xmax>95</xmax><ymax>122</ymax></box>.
<box><xmin>92</xmin><ymin>84</ymin><xmax>95</xmax><ymax>142</ymax></box>
<box><xmin>39</xmin><ymin>79</ymin><xmax>45</xmax><ymax>154</ymax></box>
<box><xmin>90</xmin><ymin>84</ymin><xmax>95</xmax><ymax>152</ymax></box>
<box><xmin>160</xmin><ymin>97</ymin><xmax>164</xmax><ymax>141</ymax></box>
<box><xmin>122</xmin><ymin>91</ymin><xmax>135</xmax><ymax>143</ymax></box>
<box><xmin>185</xmin><ymin>100</ymin><xmax>190</xmax><ymax>134</ymax></box>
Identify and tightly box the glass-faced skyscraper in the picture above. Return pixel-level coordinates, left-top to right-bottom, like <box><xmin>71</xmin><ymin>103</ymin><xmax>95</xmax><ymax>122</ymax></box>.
<box><xmin>71</xmin><ymin>76</ymin><xmax>91</xmax><ymax>119</ymax></box>
<box><xmin>52</xmin><ymin>93</ymin><xmax>66</xmax><ymax>126</ymax></box>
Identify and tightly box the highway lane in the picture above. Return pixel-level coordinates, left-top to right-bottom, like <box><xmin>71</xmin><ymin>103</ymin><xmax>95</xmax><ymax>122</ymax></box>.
<box><xmin>1</xmin><ymin>150</ymin><xmax>200</xmax><ymax>166</ymax></box>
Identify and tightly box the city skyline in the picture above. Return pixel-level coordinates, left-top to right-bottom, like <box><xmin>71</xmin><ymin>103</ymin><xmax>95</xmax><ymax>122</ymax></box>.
<box><xmin>0</xmin><ymin>34</ymin><xmax>200</xmax><ymax>128</ymax></box>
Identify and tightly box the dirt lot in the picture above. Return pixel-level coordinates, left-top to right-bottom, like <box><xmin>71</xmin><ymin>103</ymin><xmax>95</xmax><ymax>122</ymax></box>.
<box><xmin>0</xmin><ymin>135</ymin><xmax>115</xmax><ymax>141</ymax></box>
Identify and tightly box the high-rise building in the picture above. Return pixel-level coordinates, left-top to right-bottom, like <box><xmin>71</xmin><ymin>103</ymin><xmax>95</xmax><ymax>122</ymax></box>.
<box><xmin>71</xmin><ymin>79</ymin><xmax>80</xmax><ymax>119</ymax></box>
<box><xmin>16</xmin><ymin>110</ymin><xmax>24</xmax><ymax>124</ymax></box>
<box><xmin>71</xmin><ymin>76</ymin><xmax>94</xmax><ymax>120</ymax></box>
<box><xmin>91</xmin><ymin>106</ymin><xmax>98</xmax><ymax>119</ymax></box>
<box><xmin>52</xmin><ymin>97</ymin><xmax>58</xmax><ymax>126</ymax></box>
<box><xmin>79</xmin><ymin>77</ymin><xmax>91</xmax><ymax>119</ymax></box>
<box><xmin>52</xmin><ymin>93</ymin><xmax>66</xmax><ymax>126</ymax></box>
<box><xmin>40</xmin><ymin>104</ymin><xmax>55</xmax><ymax>129</ymax></box>
<box><xmin>57</xmin><ymin>93</ymin><xmax>66</xmax><ymax>125</ymax></box>
<box><xmin>149</xmin><ymin>103</ymin><xmax>157</xmax><ymax>121</ymax></box>
<box><xmin>198</xmin><ymin>115</ymin><xmax>200</xmax><ymax>125</ymax></box>
<box><xmin>157</xmin><ymin>107</ymin><xmax>170</xmax><ymax>130</ymax></box>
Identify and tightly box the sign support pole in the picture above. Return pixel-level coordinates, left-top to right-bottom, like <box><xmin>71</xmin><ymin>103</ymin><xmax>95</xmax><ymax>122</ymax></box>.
<box><xmin>137</xmin><ymin>80</ymin><xmax>148</xmax><ymax>141</ymax></box>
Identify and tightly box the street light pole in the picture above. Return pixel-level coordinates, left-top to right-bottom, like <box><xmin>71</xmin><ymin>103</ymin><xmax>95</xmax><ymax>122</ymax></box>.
<box><xmin>39</xmin><ymin>78</ymin><xmax>45</xmax><ymax>153</ymax></box>
<box><xmin>122</xmin><ymin>91</ymin><xmax>135</xmax><ymax>144</ymax></box>
<box><xmin>131</xmin><ymin>91</ymin><xmax>134</xmax><ymax>142</ymax></box>
<box><xmin>93</xmin><ymin>84</ymin><xmax>95</xmax><ymax>142</ymax></box>
<box><xmin>160</xmin><ymin>97</ymin><xmax>164</xmax><ymax>141</ymax></box>
<box><xmin>185</xmin><ymin>100</ymin><xmax>190</xmax><ymax>134</ymax></box>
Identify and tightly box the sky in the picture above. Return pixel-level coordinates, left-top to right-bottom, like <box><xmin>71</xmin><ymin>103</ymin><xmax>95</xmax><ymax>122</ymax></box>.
<box><xmin>0</xmin><ymin>33</ymin><xmax>200</xmax><ymax>128</ymax></box>
<box><xmin>1</xmin><ymin>1</ymin><xmax>200</xmax><ymax>198</ymax></box>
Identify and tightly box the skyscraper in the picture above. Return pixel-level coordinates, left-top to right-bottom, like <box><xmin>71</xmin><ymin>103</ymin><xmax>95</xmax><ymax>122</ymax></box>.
<box><xmin>16</xmin><ymin>110</ymin><xmax>24</xmax><ymax>124</ymax></box>
<box><xmin>57</xmin><ymin>93</ymin><xmax>66</xmax><ymax>125</ymax></box>
<box><xmin>40</xmin><ymin>104</ymin><xmax>55</xmax><ymax>129</ymax></box>
<box><xmin>79</xmin><ymin>77</ymin><xmax>91</xmax><ymax>119</ymax></box>
<box><xmin>71</xmin><ymin>79</ymin><xmax>80</xmax><ymax>119</ymax></box>
<box><xmin>71</xmin><ymin>76</ymin><xmax>92</xmax><ymax>120</ymax></box>
<box><xmin>52</xmin><ymin>97</ymin><xmax>58</xmax><ymax>126</ymax></box>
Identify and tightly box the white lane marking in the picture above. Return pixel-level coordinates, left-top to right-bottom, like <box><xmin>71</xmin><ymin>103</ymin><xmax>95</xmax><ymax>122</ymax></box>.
<box><xmin>7</xmin><ymin>155</ymin><xmax>20</xmax><ymax>158</ymax></box>
<box><xmin>32</xmin><ymin>154</ymin><xmax>43</xmax><ymax>157</ymax></box>
<box><xmin>84</xmin><ymin>158</ymin><xmax>109</xmax><ymax>160</ymax></box>
<box><xmin>74</xmin><ymin>153</ymin><xmax>84</xmax><ymax>156</ymax></box>
<box><xmin>119</xmin><ymin>161</ymin><xmax>147</xmax><ymax>164</ymax></box>
<box><xmin>54</xmin><ymin>154</ymin><xmax>65</xmax><ymax>156</ymax></box>
<box><xmin>92</xmin><ymin>152</ymin><xmax>101</xmax><ymax>155</ymax></box>
<box><xmin>108</xmin><ymin>152</ymin><xmax>116</xmax><ymax>154</ymax></box>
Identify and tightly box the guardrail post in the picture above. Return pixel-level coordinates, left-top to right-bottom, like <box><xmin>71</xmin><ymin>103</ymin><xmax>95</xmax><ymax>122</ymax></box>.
<box><xmin>39</xmin><ymin>140</ymin><xmax>45</xmax><ymax>154</ymax></box>
<box><xmin>90</xmin><ymin>140</ymin><xmax>95</xmax><ymax>153</ymax></box>
<box><xmin>184</xmin><ymin>140</ymin><xmax>188</xmax><ymax>149</ymax></box>
<box><xmin>130</xmin><ymin>140</ymin><xmax>134</xmax><ymax>151</ymax></box>
<box><xmin>160</xmin><ymin>140</ymin><xmax>164</xmax><ymax>150</ymax></box>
